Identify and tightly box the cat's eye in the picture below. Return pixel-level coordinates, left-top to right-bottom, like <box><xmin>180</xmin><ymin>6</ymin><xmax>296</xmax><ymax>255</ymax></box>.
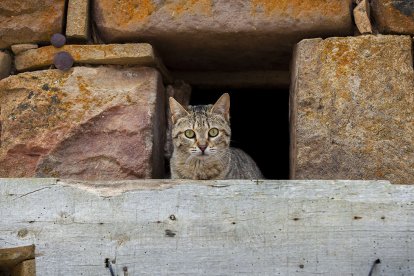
<box><xmin>184</xmin><ymin>129</ymin><xmax>195</xmax><ymax>139</ymax></box>
<box><xmin>208</xmin><ymin>128</ymin><xmax>219</xmax><ymax>137</ymax></box>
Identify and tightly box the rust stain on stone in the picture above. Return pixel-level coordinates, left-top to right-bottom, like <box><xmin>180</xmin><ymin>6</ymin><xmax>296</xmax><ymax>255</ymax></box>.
<box><xmin>169</xmin><ymin>0</ymin><xmax>212</xmax><ymax>16</ymax></box>
<box><xmin>251</xmin><ymin>0</ymin><xmax>345</xmax><ymax>16</ymax></box>
<box><xmin>114</xmin><ymin>0</ymin><xmax>156</xmax><ymax>25</ymax></box>
<box><xmin>322</xmin><ymin>41</ymin><xmax>355</xmax><ymax>77</ymax></box>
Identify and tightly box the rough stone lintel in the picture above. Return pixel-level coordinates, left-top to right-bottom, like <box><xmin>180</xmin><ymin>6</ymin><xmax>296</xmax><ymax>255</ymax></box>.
<box><xmin>172</xmin><ymin>70</ymin><xmax>290</xmax><ymax>89</ymax></box>
<box><xmin>14</xmin><ymin>43</ymin><xmax>173</xmax><ymax>83</ymax></box>
<box><xmin>93</xmin><ymin>0</ymin><xmax>354</xmax><ymax>71</ymax></box>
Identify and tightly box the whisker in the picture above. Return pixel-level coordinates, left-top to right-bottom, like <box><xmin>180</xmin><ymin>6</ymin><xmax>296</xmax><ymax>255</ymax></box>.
<box><xmin>184</xmin><ymin>155</ymin><xmax>195</xmax><ymax>166</ymax></box>
<box><xmin>205</xmin><ymin>150</ymin><xmax>230</xmax><ymax>168</ymax></box>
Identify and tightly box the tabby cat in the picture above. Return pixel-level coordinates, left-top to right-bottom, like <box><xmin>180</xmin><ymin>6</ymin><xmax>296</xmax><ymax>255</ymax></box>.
<box><xmin>169</xmin><ymin>93</ymin><xmax>263</xmax><ymax>180</ymax></box>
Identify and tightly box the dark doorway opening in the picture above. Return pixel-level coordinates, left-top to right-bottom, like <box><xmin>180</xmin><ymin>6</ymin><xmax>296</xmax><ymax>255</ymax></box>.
<box><xmin>190</xmin><ymin>88</ymin><xmax>290</xmax><ymax>179</ymax></box>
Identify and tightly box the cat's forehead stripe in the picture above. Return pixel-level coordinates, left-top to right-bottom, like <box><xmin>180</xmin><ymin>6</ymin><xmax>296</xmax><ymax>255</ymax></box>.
<box><xmin>188</xmin><ymin>105</ymin><xmax>210</xmax><ymax>129</ymax></box>
<box><xmin>173</xmin><ymin>104</ymin><xmax>229</xmax><ymax>134</ymax></box>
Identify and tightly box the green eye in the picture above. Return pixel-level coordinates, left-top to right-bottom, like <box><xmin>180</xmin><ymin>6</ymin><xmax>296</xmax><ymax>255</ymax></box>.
<box><xmin>184</xmin><ymin>129</ymin><xmax>195</xmax><ymax>138</ymax></box>
<box><xmin>208</xmin><ymin>128</ymin><xmax>219</xmax><ymax>137</ymax></box>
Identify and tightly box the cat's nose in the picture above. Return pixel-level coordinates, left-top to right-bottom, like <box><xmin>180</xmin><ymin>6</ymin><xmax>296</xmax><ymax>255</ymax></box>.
<box><xmin>198</xmin><ymin>145</ymin><xmax>207</xmax><ymax>152</ymax></box>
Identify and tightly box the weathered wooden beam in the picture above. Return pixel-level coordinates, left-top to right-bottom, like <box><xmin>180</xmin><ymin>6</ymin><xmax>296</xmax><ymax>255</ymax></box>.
<box><xmin>0</xmin><ymin>178</ymin><xmax>413</xmax><ymax>275</ymax></box>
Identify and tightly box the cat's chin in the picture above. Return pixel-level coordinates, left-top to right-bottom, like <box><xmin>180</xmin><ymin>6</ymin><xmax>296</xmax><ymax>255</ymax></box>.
<box><xmin>195</xmin><ymin>154</ymin><xmax>212</xmax><ymax>159</ymax></box>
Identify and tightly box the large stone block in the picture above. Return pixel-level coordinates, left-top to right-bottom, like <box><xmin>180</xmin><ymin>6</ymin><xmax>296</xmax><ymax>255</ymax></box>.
<box><xmin>0</xmin><ymin>66</ymin><xmax>165</xmax><ymax>179</ymax></box>
<box><xmin>372</xmin><ymin>0</ymin><xmax>414</xmax><ymax>35</ymax></box>
<box><xmin>290</xmin><ymin>35</ymin><xmax>414</xmax><ymax>184</ymax></box>
<box><xmin>93</xmin><ymin>0</ymin><xmax>353</xmax><ymax>71</ymax></box>
<box><xmin>0</xmin><ymin>0</ymin><xmax>65</xmax><ymax>49</ymax></box>
<box><xmin>0</xmin><ymin>51</ymin><xmax>12</xmax><ymax>80</ymax></box>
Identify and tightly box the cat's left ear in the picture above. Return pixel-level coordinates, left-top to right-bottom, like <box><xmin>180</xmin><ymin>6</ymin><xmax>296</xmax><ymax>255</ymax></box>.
<box><xmin>211</xmin><ymin>93</ymin><xmax>230</xmax><ymax>121</ymax></box>
<box><xmin>169</xmin><ymin>97</ymin><xmax>189</xmax><ymax>123</ymax></box>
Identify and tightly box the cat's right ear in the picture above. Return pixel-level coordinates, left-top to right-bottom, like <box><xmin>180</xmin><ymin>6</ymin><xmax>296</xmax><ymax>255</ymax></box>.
<box><xmin>169</xmin><ymin>97</ymin><xmax>189</xmax><ymax>123</ymax></box>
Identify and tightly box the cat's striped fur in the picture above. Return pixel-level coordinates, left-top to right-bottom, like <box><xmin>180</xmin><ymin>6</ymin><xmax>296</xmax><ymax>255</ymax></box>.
<box><xmin>169</xmin><ymin>93</ymin><xmax>263</xmax><ymax>180</ymax></box>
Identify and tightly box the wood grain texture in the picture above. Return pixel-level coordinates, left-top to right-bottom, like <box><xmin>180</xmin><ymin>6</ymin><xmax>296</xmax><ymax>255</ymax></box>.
<box><xmin>0</xmin><ymin>178</ymin><xmax>413</xmax><ymax>275</ymax></box>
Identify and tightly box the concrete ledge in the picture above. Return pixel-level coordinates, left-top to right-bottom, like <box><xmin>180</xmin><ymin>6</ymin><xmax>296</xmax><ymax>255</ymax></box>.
<box><xmin>1</xmin><ymin>178</ymin><xmax>413</xmax><ymax>275</ymax></box>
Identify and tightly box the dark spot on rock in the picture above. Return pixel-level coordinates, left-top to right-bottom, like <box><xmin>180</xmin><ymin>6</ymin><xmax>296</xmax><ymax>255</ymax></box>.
<box><xmin>299</xmin><ymin>264</ymin><xmax>304</xmax><ymax>269</ymax></box>
<box><xmin>392</xmin><ymin>1</ymin><xmax>414</xmax><ymax>17</ymax></box>
<box><xmin>17</xmin><ymin>103</ymin><xmax>29</xmax><ymax>111</ymax></box>
<box><xmin>169</xmin><ymin>214</ymin><xmax>176</xmax><ymax>221</ymax></box>
<box><xmin>293</xmin><ymin>217</ymin><xmax>300</xmax><ymax>221</ymax></box>
<box><xmin>17</xmin><ymin>229</ymin><xmax>28</xmax><ymax>238</ymax></box>
<box><xmin>165</xmin><ymin>229</ymin><xmax>176</xmax><ymax>237</ymax></box>
<box><xmin>51</xmin><ymin>33</ymin><xmax>66</xmax><ymax>48</ymax></box>
<box><xmin>28</xmin><ymin>220</ymin><xmax>35</xmax><ymax>223</ymax></box>
<box><xmin>381</xmin><ymin>216</ymin><xmax>385</xmax><ymax>220</ymax></box>
<box><xmin>156</xmin><ymin>220</ymin><xmax>161</xmax><ymax>223</ymax></box>
<box><xmin>28</xmin><ymin>91</ymin><xmax>34</xmax><ymax>99</ymax></box>
<box><xmin>42</xmin><ymin>84</ymin><xmax>50</xmax><ymax>91</ymax></box>
<box><xmin>31</xmin><ymin>76</ymin><xmax>39</xmax><ymax>80</ymax></box>
<box><xmin>354</xmin><ymin>216</ymin><xmax>362</xmax><ymax>220</ymax></box>
<box><xmin>232</xmin><ymin>222</ymin><xmax>236</xmax><ymax>225</ymax></box>
<box><xmin>51</xmin><ymin>95</ymin><xmax>60</xmax><ymax>104</ymax></box>
<box><xmin>99</xmin><ymin>222</ymin><xmax>104</xmax><ymax>225</ymax></box>
<box><xmin>53</xmin><ymin>51</ymin><xmax>74</xmax><ymax>71</ymax></box>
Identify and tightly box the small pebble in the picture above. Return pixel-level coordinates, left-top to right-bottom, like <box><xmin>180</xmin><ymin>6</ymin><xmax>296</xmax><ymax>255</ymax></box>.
<box><xmin>51</xmin><ymin>33</ymin><xmax>66</xmax><ymax>48</ymax></box>
<box><xmin>53</xmin><ymin>52</ymin><xmax>74</xmax><ymax>71</ymax></box>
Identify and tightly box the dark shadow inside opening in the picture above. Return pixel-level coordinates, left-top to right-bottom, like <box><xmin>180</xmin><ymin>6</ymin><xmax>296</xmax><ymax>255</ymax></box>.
<box><xmin>190</xmin><ymin>87</ymin><xmax>290</xmax><ymax>179</ymax></box>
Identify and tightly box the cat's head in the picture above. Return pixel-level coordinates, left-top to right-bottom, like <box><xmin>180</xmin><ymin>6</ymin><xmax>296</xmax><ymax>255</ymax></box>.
<box><xmin>169</xmin><ymin>93</ymin><xmax>231</xmax><ymax>158</ymax></box>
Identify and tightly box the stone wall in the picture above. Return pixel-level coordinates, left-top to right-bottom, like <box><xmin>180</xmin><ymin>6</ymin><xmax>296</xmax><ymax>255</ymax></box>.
<box><xmin>290</xmin><ymin>35</ymin><xmax>414</xmax><ymax>184</ymax></box>
<box><xmin>0</xmin><ymin>0</ymin><xmax>413</xmax><ymax>182</ymax></box>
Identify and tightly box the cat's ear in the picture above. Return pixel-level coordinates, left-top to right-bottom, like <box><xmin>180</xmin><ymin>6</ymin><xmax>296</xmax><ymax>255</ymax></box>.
<box><xmin>211</xmin><ymin>93</ymin><xmax>230</xmax><ymax>121</ymax></box>
<box><xmin>169</xmin><ymin>97</ymin><xmax>189</xmax><ymax>123</ymax></box>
